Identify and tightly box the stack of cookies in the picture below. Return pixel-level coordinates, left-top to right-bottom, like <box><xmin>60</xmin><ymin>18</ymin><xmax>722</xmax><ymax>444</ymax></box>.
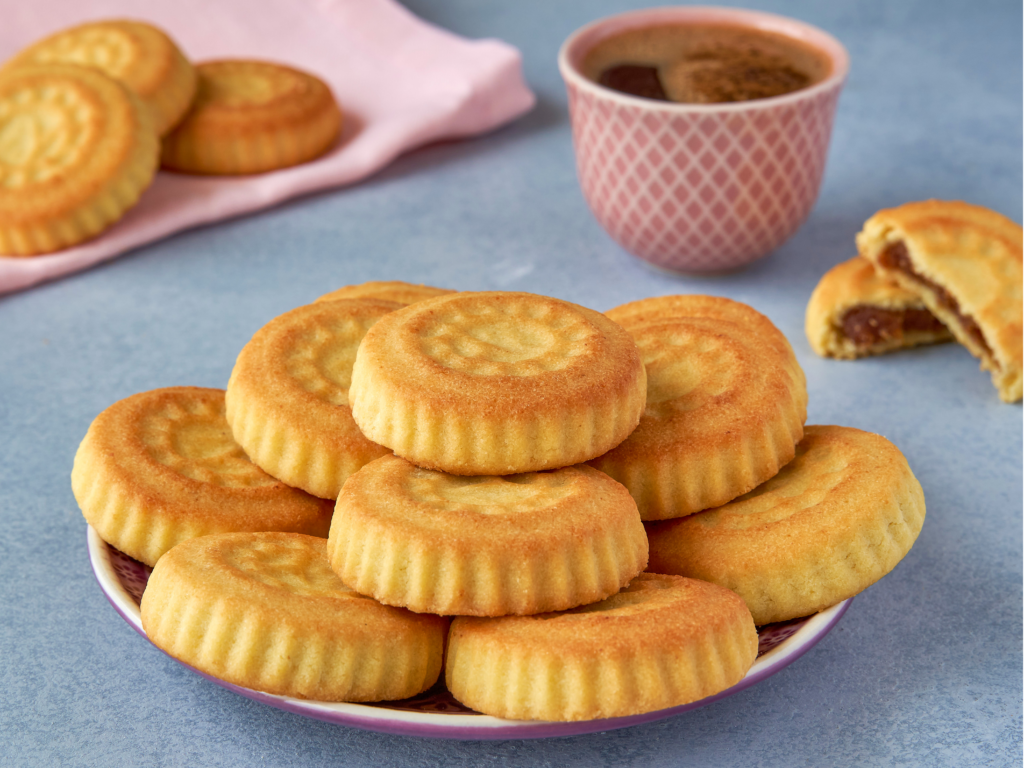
<box><xmin>0</xmin><ymin>19</ymin><xmax>342</xmax><ymax>256</ymax></box>
<box><xmin>73</xmin><ymin>283</ymin><xmax>927</xmax><ymax>722</ymax></box>
<box><xmin>806</xmin><ymin>200</ymin><xmax>1022</xmax><ymax>403</ymax></box>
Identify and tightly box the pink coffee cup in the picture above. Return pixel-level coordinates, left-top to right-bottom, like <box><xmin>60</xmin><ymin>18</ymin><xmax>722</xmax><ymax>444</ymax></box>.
<box><xmin>558</xmin><ymin>6</ymin><xmax>849</xmax><ymax>273</ymax></box>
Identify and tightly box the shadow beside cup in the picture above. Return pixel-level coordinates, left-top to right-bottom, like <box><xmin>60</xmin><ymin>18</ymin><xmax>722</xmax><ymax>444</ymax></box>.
<box><xmin>558</xmin><ymin>6</ymin><xmax>850</xmax><ymax>274</ymax></box>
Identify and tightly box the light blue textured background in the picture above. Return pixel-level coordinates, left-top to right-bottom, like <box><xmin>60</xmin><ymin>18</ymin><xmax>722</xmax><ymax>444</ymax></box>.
<box><xmin>0</xmin><ymin>1</ymin><xmax>1020</xmax><ymax>766</ymax></box>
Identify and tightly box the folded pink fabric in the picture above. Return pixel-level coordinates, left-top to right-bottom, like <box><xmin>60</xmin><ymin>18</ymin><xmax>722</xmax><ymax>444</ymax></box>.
<box><xmin>0</xmin><ymin>0</ymin><xmax>535</xmax><ymax>295</ymax></box>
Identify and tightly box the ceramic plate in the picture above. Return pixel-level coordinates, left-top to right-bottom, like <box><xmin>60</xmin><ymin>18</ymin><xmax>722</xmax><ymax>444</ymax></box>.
<box><xmin>88</xmin><ymin>526</ymin><xmax>850</xmax><ymax>739</ymax></box>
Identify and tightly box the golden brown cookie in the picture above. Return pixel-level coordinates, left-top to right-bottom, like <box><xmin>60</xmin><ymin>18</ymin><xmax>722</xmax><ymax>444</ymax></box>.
<box><xmin>591</xmin><ymin>295</ymin><xmax>807</xmax><ymax>521</ymax></box>
<box><xmin>225</xmin><ymin>298</ymin><xmax>400</xmax><ymax>500</ymax></box>
<box><xmin>141</xmin><ymin>532</ymin><xmax>449</xmax><ymax>701</ymax></box>
<box><xmin>806</xmin><ymin>256</ymin><xmax>952</xmax><ymax>359</ymax></box>
<box><xmin>71</xmin><ymin>387</ymin><xmax>334</xmax><ymax>567</ymax></box>
<box><xmin>646</xmin><ymin>425</ymin><xmax>926</xmax><ymax>625</ymax></box>
<box><xmin>328</xmin><ymin>456</ymin><xmax>648</xmax><ymax>616</ymax></box>
<box><xmin>160</xmin><ymin>59</ymin><xmax>341</xmax><ymax>175</ymax></box>
<box><xmin>857</xmin><ymin>200</ymin><xmax>1023</xmax><ymax>402</ymax></box>
<box><xmin>349</xmin><ymin>291</ymin><xmax>647</xmax><ymax>475</ymax></box>
<box><xmin>0</xmin><ymin>63</ymin><xmax>159</xmax><ymax>256</ymax></box>
<box><xmin>315</xmin><ymin>280</ymin><xmax>454</xmax><ymax>306</ymax></box>
<box><xmin>3</xmin><ymin>19</ymin><xmax>196</xmax><ymax>136</ymax></box>
<box><xmin>445</xmin><ymin>573</ymin><xmax>758</xmax><ymax>721</ymax></box>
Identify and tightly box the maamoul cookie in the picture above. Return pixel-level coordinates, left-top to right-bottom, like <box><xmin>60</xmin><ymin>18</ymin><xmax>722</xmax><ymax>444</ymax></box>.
<box><xmin>315</xmin><ymin>280</ymin><xmax>454</xmax><ymax>306</ymax></box>
<box><xmin>857</xmin><ymin>200</ymin><xmax>1023</xmax><ymax>402</ymax></box>
<box><xmin>806</xmin><ymin>256</ymin><xmax>952</xmax><ymax>359</ymax></box>
<box><xmin>328</xmin><ymin>456</ymin><xmax>648</xmax><ymax>616</ymax></box>
<box><xmin>161</xmin><ymin>59</ymin><xmax>342</xmax><ymax>175</ymax></box>
<box><xmin>349</xmin><ymin>291</ymin><xmax>647</xmax><ymax>475</ymax></box>
<box><xmin>71</xmin><ymin>387</ymin><xmax>333</xmax><ymax>567</ymax></box>
<box><xmin>591</xmin><ymin>295</ymin><xmax>807</xmax><ymax>520</ymax></box>
<box><xmin>2</xmin><ymin>19</ymin><xmax>196</xmax><ymax>136</ymax></box>
<box><xmin>141</xmin><ymin>532</ymin><xmax>448</xmax><ymax>701</ymax></box>
<box><xmin>646</xmin><ymin>425</ymin><xmax>926</xmax><ymax>625</ymax></box>
<box><xmin>225</xmin><ymin>298</ymin><xmax>401</xmax><ymax>499</ymax></box>
<box><xmin>445</xmin><ymin>573</ymin><xmax>758</xmax><ymax>721</ymax></box>
<box><xmin>0</xmin><ymin>63</ymin><xmax>159</xmax><ymax>256</ymax></box>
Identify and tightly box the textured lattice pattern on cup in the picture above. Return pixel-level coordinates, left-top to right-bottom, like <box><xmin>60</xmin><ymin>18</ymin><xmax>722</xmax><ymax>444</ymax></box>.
<box><xmin>567</xmin><ymin>84</ymin><xmax>842</xmax><ymax>271</ymax></box>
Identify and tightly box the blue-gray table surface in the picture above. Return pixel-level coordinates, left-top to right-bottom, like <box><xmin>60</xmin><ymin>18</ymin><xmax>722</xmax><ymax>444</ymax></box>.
<box><xmin>1</xmin><ymin>0</ymin><xmax>1020</xmax><ymax>766</ymax></box>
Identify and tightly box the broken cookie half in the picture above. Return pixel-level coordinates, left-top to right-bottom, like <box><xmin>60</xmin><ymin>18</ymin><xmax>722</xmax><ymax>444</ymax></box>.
<box><xmin>856</xmin><ymin>200</ymin><xmax>1023</xmax><ymax>403</ymax></box>
<box><xmin>806</xmin><ymin>256</ymin><xmax>952</xmax><ymax>360</ymax></box>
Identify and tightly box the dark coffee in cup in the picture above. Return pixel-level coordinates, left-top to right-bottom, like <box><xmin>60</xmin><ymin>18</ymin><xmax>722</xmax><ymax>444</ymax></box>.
<box><xmin>581</xmin><ymin>23</ymin><xmax>832</xmax><ymax>103</ymax></box>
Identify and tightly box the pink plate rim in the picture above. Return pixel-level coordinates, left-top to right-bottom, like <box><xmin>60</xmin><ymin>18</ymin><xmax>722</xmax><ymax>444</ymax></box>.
<box><xmin>87</xmin><ymin>525</ymin><xmax>851</xmax><ymax>740</ymax></box>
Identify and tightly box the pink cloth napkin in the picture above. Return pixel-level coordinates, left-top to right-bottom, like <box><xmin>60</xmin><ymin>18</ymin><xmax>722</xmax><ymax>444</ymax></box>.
<box><xmin>0</xmin><ymin>0</ymin><xmax>535</xmax><ymax>295</ymax></box>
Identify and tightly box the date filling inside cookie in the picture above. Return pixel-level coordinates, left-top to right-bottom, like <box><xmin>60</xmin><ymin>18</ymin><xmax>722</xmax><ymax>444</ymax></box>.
<box><xmin>878</xmin><ymin>241</ymin><xmax>994</xmax><ymax>362</ymax></box>
<box><xmin>839</xmin><ymin>304</ymin><xmax>947</xmax><ymax>348</ymax></box>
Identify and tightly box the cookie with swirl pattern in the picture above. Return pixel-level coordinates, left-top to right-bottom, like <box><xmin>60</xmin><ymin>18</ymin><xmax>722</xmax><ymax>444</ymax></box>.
<box><xmin>591</xmin><ymin>295</ymin><xmax>807</xmax><ymax>521</ymax></box>
<box><xmin>72</xmin><ymin>386</ymin><xmax>333</xmax><ymax>567</ymax></box>
<box><xmin>141</xmin><ymin>532</ymin><xmax>448</xmax><ymax>701</ymax></box>
<box><xmin>328</xmin><ymin>455</ymin><xmax>648</xmax><ymax>616</ymax></box>
<box><xmin>225</xmin><ymin>298</ymin><xmax>401</xmax><ymax>499</ymax></box>
<box><xmin>646</xmin><ymin>425</ymin><xmax>926</xmax><ymax>625</ymax></box>
<box><xmin>348</xmin><ymin>291</ymin><xmax>647</xmax><ymax>475</ymax></box>
<box><xmin>445</xmin><ymin>573</ymin><xmax>757</xmax><ymax>721</ymax></box>
<box><xmin>0</xmin><ymin>63</ymin><xmax>159</xmax><ymax>255</ymax></box>
<box><xmin>161</xmin><ymin>59</ymin><xmax>341</xmax><ymax>175</ymax></box>
<box><xmin>3</xmin><ymin>19</ymin><xmax>196</xmax><ymax>136</ymax></box>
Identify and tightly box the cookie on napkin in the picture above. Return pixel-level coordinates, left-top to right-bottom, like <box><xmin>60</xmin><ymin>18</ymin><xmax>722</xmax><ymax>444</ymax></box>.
<box><xmin>0</xmin><ymin>63</ymin><xmax>159</xmax><ymax>256</ymax></box>
<box><xmin>2</xmin><ymin>19</ymin><xmax>197</xmax><ymax>136</ymax></box>
<box><xmin>161</xmin><ymin>59</ymin><xmax>342</xmax><ymax>175</ymax></box>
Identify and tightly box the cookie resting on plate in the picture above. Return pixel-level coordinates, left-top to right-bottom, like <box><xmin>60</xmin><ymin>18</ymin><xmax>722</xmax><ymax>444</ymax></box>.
<box><xmin>646</xmin><ymin>425</ymin><xmax>926</xmax><ymax>625</ymax></box>
<box><xmin>348</xmin><ymin>291</ymin><xmax>647</xmax><ymax>476</ymax></box>
<box><xmin>141</xmin><ymin>532</ymin><xmax>449</xmax><ymax>701</ymax></box>
<box><xmin>71</xmin><ymin>386</ymin><xmax>333</xmax><ymax>567</ymax></box>
<box><xmin>225</xmin><ymin>297</ymin><xmax>401</xmax><ymax>500</ymax></box>
<box><xmin>328</xmin><ymin>456</ymin><xmax>648</xmax><ymax>616</ymax></box>
<box><xmin>445</xmin><ymin>573</ymin><xmax>758</xmax><ymax>721</ymax></box>
<box><xmin>591</xmin><ymin>295</ymin><xmax>807</xmax><ymax>520</ymax></box>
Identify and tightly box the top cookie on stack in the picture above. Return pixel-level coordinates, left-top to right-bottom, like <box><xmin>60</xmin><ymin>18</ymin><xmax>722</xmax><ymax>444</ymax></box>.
<box><xmin>348</xmin><ymin>291</ymin><xmax>648</xmax><ymax>475</ymax></box>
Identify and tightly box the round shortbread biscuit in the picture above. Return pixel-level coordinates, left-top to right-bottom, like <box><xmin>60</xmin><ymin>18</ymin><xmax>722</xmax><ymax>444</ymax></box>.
<box><xmin>225</xmin><ymin>298</ymin><xmax>401</xmax><ymax>499</ymax></box>
<box><xmin>315</xmin><ymin>280</ymin><xmax>454</xmax><ymax>306</ymax></box>
<box><xmin>161</xmin><ymin>59</ymin><xmax>342</xmax><ymax>175</ymax></box>
<box><xmin>141</xmin><ymin>532</ymin><xmax>449</xmax><ymax>701</ymax></box>
<box><xmin>71</xmin><ymin>387</ymin><xmax>334</xmax><ymax>567</ymax></box>
<box><xmin>590</xmin><ymin>295</ymin><xmax>807</xmax><ymax>520</ymax></box>
<box><xmin>445</xmin><ymin>573</ymin><xmax>758</xmax><ymax>721</ymax></box>
<box><xmin>349</xmin><ymin>291</ymin><xmax>647</xmax><ymax>475</ymax></box>
<box><xmin>0</xmin><ymin>63</ymin><xmax>159</xmax><ymax>256</ymax></box>
<box><xmin>646</xmin><ymin>425</ymin><xmax>926</xmax><ymax>625</ymax></box>
<box><xmin>328</xmin><ymin>456</ymin><xmax>648</xmax><ymax>616</ymax></box>
<box><xmin>3</xmin><ymin>19</ymin><xmax>197</xmax><ymax>136</ymax></box>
